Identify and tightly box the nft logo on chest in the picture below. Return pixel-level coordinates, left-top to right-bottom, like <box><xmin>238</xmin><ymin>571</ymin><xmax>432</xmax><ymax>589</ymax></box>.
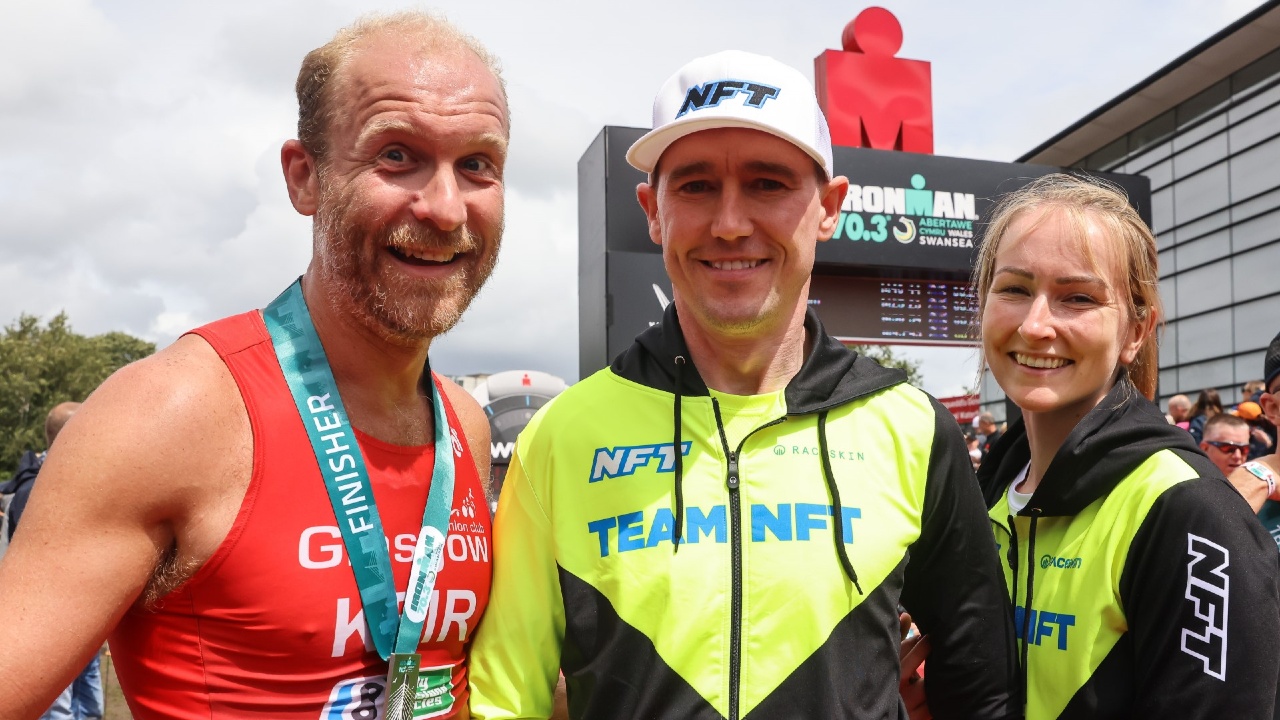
<box><xmin>677</xmin><ymin>80</ymin><xmax>781</xmax><ymax>118</ymax></box>
<box><xmin>590</xmin><ymin>442</ymin><xmax>691</xmax><ymax>483</ymax></box>
<box><xmin>1014</xmin><ymin>605</ymin><xmax>1076</xmax><ymax>651</ymax></box>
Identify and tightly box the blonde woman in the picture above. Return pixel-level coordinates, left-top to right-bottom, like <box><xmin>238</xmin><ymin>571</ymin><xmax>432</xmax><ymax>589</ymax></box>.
<box><xmin>974</xmin><ymin>173</ymin><xmax>1280</xmax><ymax>719</ymax></box>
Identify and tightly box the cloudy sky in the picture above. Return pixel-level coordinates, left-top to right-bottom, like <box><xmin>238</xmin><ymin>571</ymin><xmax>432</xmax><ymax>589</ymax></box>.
<box><xmin>0</xmin><ymin>0</ymin><xmax>1261</xmax><ymax>397</ymax></box>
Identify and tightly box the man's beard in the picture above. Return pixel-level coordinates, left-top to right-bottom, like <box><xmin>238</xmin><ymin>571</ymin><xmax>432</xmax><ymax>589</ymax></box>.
<box><xmin>313</xmin><ymin>178</ymin><xmax>501</xmax><ymax>345</ymax></box>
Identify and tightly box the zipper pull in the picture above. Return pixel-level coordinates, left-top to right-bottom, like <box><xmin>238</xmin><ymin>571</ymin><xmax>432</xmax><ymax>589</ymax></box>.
<box><xmin>726</xmin><ymin>451</ymin><xmax>739</xmax><ymax>490</ymax></box>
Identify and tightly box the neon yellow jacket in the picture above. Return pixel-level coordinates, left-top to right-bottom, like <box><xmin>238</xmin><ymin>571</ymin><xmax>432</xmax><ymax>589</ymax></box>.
<box><xmin>470</xmin><ymin>307</ymin><xmax>1019</xmax><ymax>719</ymax></box>
<box><xmin>979</xmin><ymin>379</ymin><xmax>1280</xmax><ymax>719</ymax></box>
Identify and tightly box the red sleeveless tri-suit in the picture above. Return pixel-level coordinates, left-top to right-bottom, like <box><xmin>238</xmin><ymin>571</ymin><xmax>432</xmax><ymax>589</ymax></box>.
<box><xmin>109</xmin><ymin>311</ymin><xmax>492</xmax><ymax>719</ymax></box>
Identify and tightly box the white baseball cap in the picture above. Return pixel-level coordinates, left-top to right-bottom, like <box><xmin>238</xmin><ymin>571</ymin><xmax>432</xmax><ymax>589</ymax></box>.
<box><xmin>626</xmin><ymin>50</ymin><xmax>833</xmax><ymax>178</ymax></box>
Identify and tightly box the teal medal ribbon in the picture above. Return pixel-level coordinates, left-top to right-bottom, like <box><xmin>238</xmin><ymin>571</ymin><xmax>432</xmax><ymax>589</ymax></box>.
<box><xmin>263</xmin><ymin>280</ymin><xmax>454</xmax><ymax>712</ymax></box>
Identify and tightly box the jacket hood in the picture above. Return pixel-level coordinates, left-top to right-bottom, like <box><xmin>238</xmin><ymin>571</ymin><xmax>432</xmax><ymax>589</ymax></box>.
<box><xmin>0</xmin><ymin>450</ymin><xmax>43</xmax><ymax>494</ymax></box>
<box><xmin>977</xmin><ymin>373</ymin><xmax>1210</xmax><ymax>516</ymax></box>
<box><xmin>611</xmin><ymin>302</ymin><xmax>907</xmax><ymax>412</ymax></box>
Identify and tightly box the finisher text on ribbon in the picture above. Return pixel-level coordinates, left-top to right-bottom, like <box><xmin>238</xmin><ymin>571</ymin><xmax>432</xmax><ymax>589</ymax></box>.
<box><xmin>308</xmin><ymin>393</ymin><xmax>375</xmax><ymax>535</ymax></box>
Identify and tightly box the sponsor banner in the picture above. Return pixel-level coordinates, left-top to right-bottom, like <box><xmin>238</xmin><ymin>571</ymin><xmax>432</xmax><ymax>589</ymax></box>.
<box><xmin>938</xmin><ymin>394</ymin><xmax>980</xmax><ymax>424</ymax></box>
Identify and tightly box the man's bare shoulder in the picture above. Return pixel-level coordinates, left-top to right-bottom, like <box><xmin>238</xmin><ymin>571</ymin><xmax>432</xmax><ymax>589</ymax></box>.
<box><xmin>0</xmin><ymin>332</ymin><xmax>254</xmax><ymax>709</ymax></box>
<box><xmin>81</xmin><ymin>333</ymin><xmax>244</xmax><ymax>455</ymax></box>
<box><xmin>439</xmin><ymin>377</ymin><xmax>491</xmax><ymax>489</ymax></box>
<box><xmin>439</xmin><ymin>378</ymin><xmax>486</xmax><ymax>439</ymax></box>
<box><xmin>40</xmin><ymin>332</ymin><xmax>251</xmax><ymax>520</ymax></box>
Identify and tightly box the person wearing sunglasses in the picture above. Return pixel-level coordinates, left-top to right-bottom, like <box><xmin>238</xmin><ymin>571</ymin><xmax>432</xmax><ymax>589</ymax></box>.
<box><xmin>1229</xmin><ymin>331</ymin><xmax>1280</xmax><ymax>549</ymax></box>
<box><xmin>1200</xmin><ymin>413</ymin><xmax>1253</xmax><ymax>477</ymax></box>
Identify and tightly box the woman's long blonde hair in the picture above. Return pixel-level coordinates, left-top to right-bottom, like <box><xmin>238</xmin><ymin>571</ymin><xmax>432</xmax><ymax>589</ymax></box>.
<box><xmin>972</xmin><ymin>173</ymin><xmax>1163</xmax><ymax>399</ymax></box>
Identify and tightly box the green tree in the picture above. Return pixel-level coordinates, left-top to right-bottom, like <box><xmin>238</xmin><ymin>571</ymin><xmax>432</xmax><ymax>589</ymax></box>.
<box><xmin>858</xmin><ymin>344</ymin><xmax>924</xmax><ymax>387</ymax></box>
<box><xmin>0</xmin><ymin>312</ymin><xmax>154</xmax><ymax>476</ymax></box>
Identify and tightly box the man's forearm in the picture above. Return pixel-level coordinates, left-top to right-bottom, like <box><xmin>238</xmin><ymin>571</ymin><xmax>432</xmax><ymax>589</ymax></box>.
<box><xmin>1229</xmin><ymin>455</ymin><xmax>1278</xmax><ymax>513</ymax></box>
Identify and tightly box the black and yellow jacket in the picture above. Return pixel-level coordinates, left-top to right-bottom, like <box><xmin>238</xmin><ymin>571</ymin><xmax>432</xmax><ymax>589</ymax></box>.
<box><xmin>979</xmin><ymin>378</ymin><xmax>1280</xmax><ymax>719</ymax></box>
<box><xmin>470</xmin><ymin>306</ymin><xmax>1019</xmax><ymax>720</ymax></box>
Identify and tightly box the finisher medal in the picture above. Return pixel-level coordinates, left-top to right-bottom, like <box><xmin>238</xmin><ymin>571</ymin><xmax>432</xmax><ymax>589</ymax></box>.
<box><xmin>386</xmin><ymin>652</ymin><xmax>422</xmax><ymax>720</ymax></box>
<box><xmin>264</xmin><ymin>280</ymin><xmax>456</xmax><ymax>719</ymax></box>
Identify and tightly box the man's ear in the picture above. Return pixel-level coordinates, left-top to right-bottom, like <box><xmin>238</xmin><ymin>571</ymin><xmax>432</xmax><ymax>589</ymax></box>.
<box><xmin>281</xmin><ymin>139</ymin><xmax>320</xmax><ymax>216</ymax></box>
<box><xmin>816</xmin><ymin>175</ymin><xmax>850</xmax><ymax>242</ymax></box>
<box><xmin>1262</xmin><ymin>391</ymin><xmax>1280</xmax><ymax>427</ymax></box>
<box><xmin>636</xmin><ymin>182</ymin><xmax>663</xmax><ymax>247</ymax></box>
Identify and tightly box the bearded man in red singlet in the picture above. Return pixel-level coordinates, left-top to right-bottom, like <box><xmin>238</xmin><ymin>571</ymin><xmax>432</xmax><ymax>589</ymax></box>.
<box><xmin>0</xmin><ymin>12</ymin><xmax>506</xmax><ymax>719</ymax></box>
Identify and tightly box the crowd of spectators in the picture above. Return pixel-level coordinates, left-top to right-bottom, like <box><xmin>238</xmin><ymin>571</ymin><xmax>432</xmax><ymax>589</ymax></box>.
<box><xmin>1170</xmin><ymin>381</ymin><xmax>1277</xmax><ymax>462</ymax></box>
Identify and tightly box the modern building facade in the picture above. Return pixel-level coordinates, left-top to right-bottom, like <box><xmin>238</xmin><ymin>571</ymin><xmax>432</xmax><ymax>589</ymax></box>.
<box><xmin>980</xmin><ymin>0</ymin><xmax>1280</xmax><ymax>420</ymax></box>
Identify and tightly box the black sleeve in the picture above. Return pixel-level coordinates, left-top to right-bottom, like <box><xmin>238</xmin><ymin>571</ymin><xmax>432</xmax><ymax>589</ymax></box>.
<box><xmin>1120</xmin><ymin>474</ymin><xmax>1280</xmax><ymax>719</ymax></box>
<box><xmin>900</xmin><ymin>398</ymin><xmax>1022</xmax><ymax>720</ymax></box>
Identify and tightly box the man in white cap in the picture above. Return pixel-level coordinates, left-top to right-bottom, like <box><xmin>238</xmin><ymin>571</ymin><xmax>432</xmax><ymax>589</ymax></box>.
<box><xmin>469</xmin><ymin>51</ymin><xmax>1018</xmax><ymax>720</ymax></box>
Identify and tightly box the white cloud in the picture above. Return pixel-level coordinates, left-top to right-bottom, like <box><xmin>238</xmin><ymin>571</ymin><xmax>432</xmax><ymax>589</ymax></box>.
<box><xmin>0</xmin><ymin>0</ymin><xmax>1261</xmax><ymax>393</ymax></box>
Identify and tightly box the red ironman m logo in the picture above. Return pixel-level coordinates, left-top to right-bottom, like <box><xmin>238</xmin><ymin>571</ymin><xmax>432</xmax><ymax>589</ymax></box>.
<box><xmin>814</xmin><ymin>7</ymin><xmax>934</xmax><ymax>154</ymax></box>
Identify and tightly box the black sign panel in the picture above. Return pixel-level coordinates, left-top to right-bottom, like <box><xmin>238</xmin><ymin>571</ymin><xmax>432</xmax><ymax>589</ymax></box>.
<box><xmin>588</xmin><ymin>127</ymin><xmax>1150</xmax><ymax>273</ymax></box>
<box><xmin>578</xmin><ymin>125</ymin><xmax>1152</xmax><ymax>375</ymax></box>
<box><xmin>606</xmin><ymin>251</ymin><xmax>672</xmax><ymax>355</ymax></box>
<box><xmin>820</xmin><ymin>147</ymin><xmax>1150</xmax><ymax>272</ymax></box>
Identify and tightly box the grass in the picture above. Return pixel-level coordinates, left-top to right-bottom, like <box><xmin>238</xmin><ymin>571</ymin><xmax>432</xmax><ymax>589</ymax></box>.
<box><xmin>102</xmin><ymin>650</ymin><xmax>133</xmax><ymax>720</ymax></box>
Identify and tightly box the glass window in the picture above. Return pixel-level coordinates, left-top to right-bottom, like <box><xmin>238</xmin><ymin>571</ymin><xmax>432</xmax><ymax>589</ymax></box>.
<box><xmin>1177</xmin><ymin>308</ymin><xmax>1233</xmax><ymax>364</ymax></box>
<box><xmin>1132</xmin><ymin>111</ymin><xmax>1176</xmax><ymax>156</ymax></box>
<box><xmin>1173</xmin><ymin>162</ymin><xmax>1230</xmax><ymax>224</ymax></box>
<box><xmin>1228</xmin><ymin>100</ymin><xmax>1280</xmax><ymax>154</ymax></box>
<box><xmin>1159</xmin><ymin>321</ymin><xmax>1178</xmax><ymax>367</ymax></box>
<box><xmin>980</xmin><ymin>368</ymin><xmax>999</xmax><ymax>403</ymax></box>
<box><xmin>1232</xmin><ymin>186</ymin><xmax>1280</xmax><ymax>222</ymax></box>
<box><xmin>1088</xmin><ymin>136</ymin><xmax>1129</xmax><ymax>171</ymax></box>
<box><xmin>1158</xmin><ymin>248</ymin><xmax>1175</xmax><ymax>277</ymax></box>
<box><xmin>1234</xmin><ymin>298</ymin><xmax>1280</xmax><ymax>353</ymax></box>
<box><xmin>1173</xmin><ymin>209</ymin><xmax>1229</xmax><ymax>243</ymax></box>
<box><xmin>1175</xmin><ymin>258</ymin><xmax>1232</xmax><ymax>316</ymax></box>
<box><xmin>1237</xmin><ymin>350</ymin><xmax>1267</xmax><ymax>387</ymax></box>
<box><xmin>1232</xmin><ymin>47</ymin><xmax>1280</xmax><ymax>99</ymax></box>
<box><xmin>1159</xmin><ymin>369</ymin><xmax>1177</xmax><ymax>399</ymax></box>
<box><xmin>1152</xmin><ymin>186</ymin><xmax>1174</xmax><ymax>233</ymax></box>
<box><xmin>1129</xmin><ymin>138</ymin><xmax>1172</xmax><ymax>172</ymax></box>
<box><xmin>1178</xmin><ymin>357</ymin><xmax>1235</xmax><ymax>395</ymax></box>
<box><xmin>1232</xmin><ymin>243</ymin><xmax>1280</xmax><ymax>302</ymax></box>
<box><xmin>1177</xmin><ymin>80</ymin><xmax>1231</xmax><ymax>130</ymax></box>
<box><xmin>1174</xmin><ymin>114</ymin><xmax>1228</xmax><ymax>153</ymax></box>
<box><xmin>1232</xmin><ymin>207</ymin><xmax>1280</xmax><ymax>253</ymax></box>
<box><xmin>1142</xmin><ymin>158</ymin><xmax>1173</xmax><ymax>190</ymax></box>
<box><xmin>1175</xmin><ymin>229</ymin><xmax>1229</xmax><ymax>271</ymax></box>
<box><xmin>1225</xmin><ymin>385</ymin><xmax>1245</xmax><ymax>406</ymax></box>
<box><xmin>1229</xmin><ymin>135</ymin><xmax>1280</xmax><ymax>201</ymax></box>
<box><xmin>1173</xmin><ymin>133</ymin><xmax>1228</xmax><ymax>178</ymax></box>
<box><xmin>1230</xmin><ymin>82</ymin><xmax>1280</xmax><ymax>124</ymax></box>
<box><xmin>1161</xmin><ymin>276</ymin><xmax>1177</xmax><ymax>317</ymax></box>
<box><xmin>979</xmin><ymin>402</ymin><xmax>1006</xmax><ymax>425</ymax></box>
<box><xmin>1157</xmin><ymin>231</ymin><xmax>1175</xmax><ymax>252</ymax></box>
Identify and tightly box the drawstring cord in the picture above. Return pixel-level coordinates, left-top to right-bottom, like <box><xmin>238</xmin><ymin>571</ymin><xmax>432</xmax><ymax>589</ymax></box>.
<box><xmin>666</xmin><ymin>355</ymin><xmax>861</xmax><ymax>595</ymax></box>
<box><xmin>671</xmin><ymin>355</ymin><xmax>686</xmax><ymax>551</ymax></box>
<box><xmin>1020</xmin><ymin>510</ymin><xmax>1041</xmax><ymax>702</ymax></box>
<box><xmin>1007</xmin><ymin>514</ymin><xmax>1024</xmax><ymax>705</ymax></box>
<box><xmin>819</xmin><ymin>411</ymin><xmax>863</xmax><ymax>595</ymax></box>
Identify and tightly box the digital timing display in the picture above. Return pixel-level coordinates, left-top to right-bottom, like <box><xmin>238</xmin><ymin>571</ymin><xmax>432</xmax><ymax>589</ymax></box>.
<box><xmin>809</xmin><ymin>275</ymin><xmax>978</xmax><ymax>345</ymax></box>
